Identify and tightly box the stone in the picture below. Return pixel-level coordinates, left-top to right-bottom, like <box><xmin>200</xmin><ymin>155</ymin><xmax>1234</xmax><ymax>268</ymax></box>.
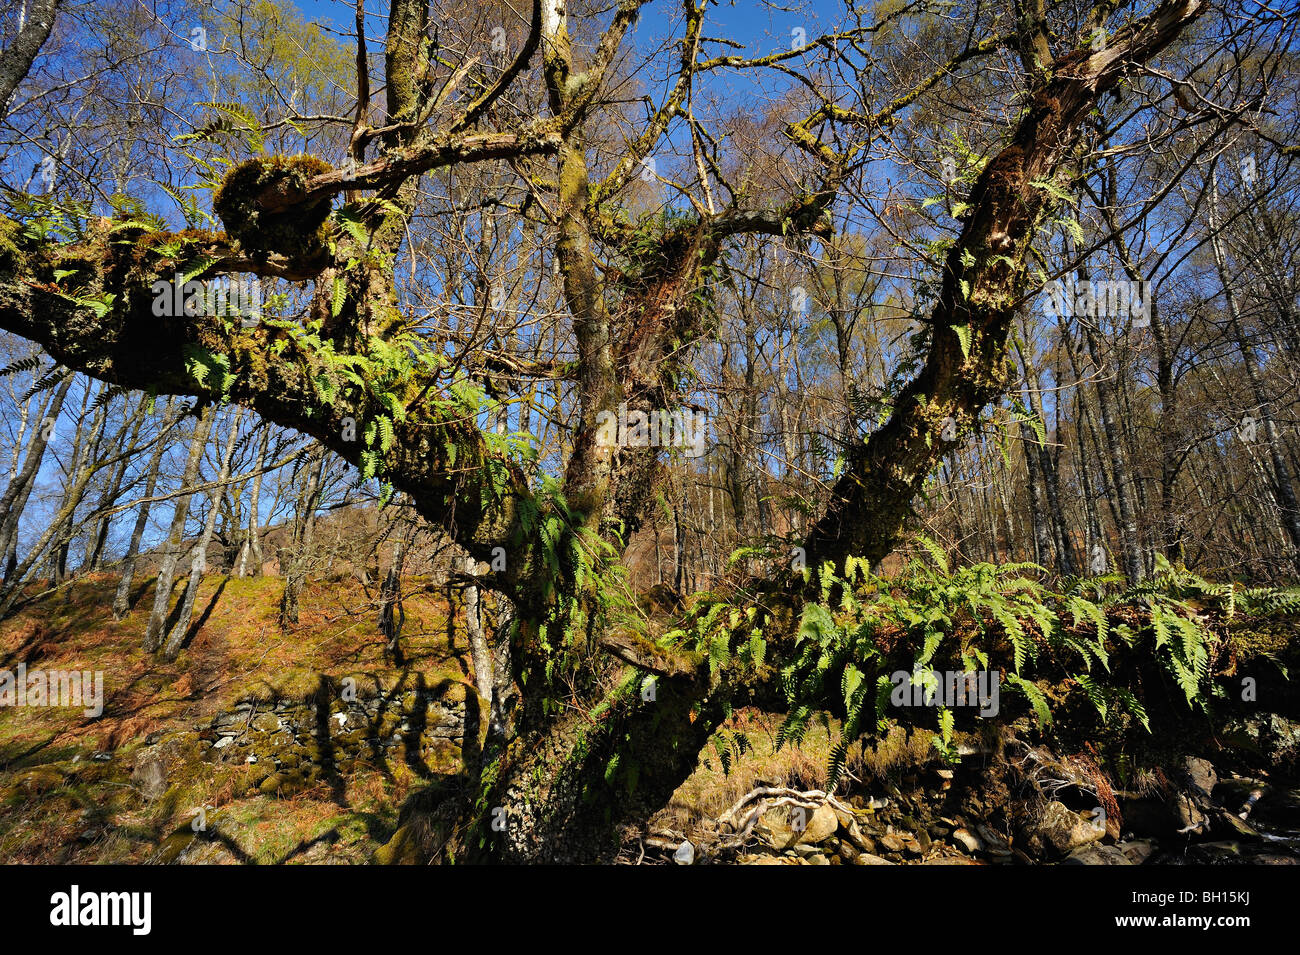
<box><xmin>1184</xmin><ymin>757</ymin><xmax>1218</xmax><ymax>800</ymax></box>
<box><xmin>1211</xmin><ymin>809</ymin><xmax>1261</xmax><ymax>841</ymax></box>
<box><xmin>1062</xmin><ymin>844</ymin><xmax>1132</xmax><ymax>865</ymax></box>
<box><xmin>800</xmin><ymin>804</ymin><xmax>839</xmax><ymax>845</ymax></box>
<box><xmin>854</xmin><ymin>853</ymin><xmax>897</xmax><ymax>865</ymax></box>
<box><xmin>251</xmin><ymin>712</ymin><xmax>281</xmax><ymax>733</ymax></box>
<box><xmin>759</xmin><ymin>803</ymin><xmax>837</xmax><ymax>849</ymax></box>
<box><xmin>844</xmin><ymin>820</ymin><xmax>875</xmax><ymax>853</ymax></box>
<box><xmin>1119</xmin><ymin>839</ymin><xmax>1158</xmax><ymax>864</ymax></box>
<box><xmin>132</xmin><ymin>759</ymin><xmax>168</xmax><ymax>800</ymax></box>
<box><xmin>952</xmin><ymin>828</ymin><xmax>983</xmax><ymax>854</ymax></box>
<box><xmin>877</xmin><ymin>833</ymin><xmax>905</xmax><ymax>853</ymax></box>
<box><xmin>1034</xmin><ymin>801</ymin><xmax>1106</xmax><ymax>856</ymax></box>
<box><xmin>1171</xmin><ymin>793</ymin><xmax>1208</xmax><ymax>834</ymax></box>
<box><xmin>673</xmin><ymin>840</ymin><xmax>695</xmax><ymax>865</ymax></box>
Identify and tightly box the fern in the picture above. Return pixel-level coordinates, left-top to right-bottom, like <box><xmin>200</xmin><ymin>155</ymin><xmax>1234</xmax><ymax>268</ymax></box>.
<box><xmin>0</xmin><ymin>354</ymin><xmax>43</xmax><ymax>378</ymax></box>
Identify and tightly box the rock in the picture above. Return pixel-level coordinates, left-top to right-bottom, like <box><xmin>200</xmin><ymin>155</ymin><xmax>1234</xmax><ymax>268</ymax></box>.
<box><xmin>952</xmin><ymin>828</ymin><xmax>983</xmax><ymax>854</ymax></box>
<box><xmin>844</xmin><ymin>820</ymin><xmax>875</xmax><ymax>853</ymax></box>
<box><xmin>975</xmin><ymin>824</ymin><xmax>1009</xmax><ymax>849</ymax></box>
<box><xmin>1183</xmin><ymin>757</ymin><xmax>1218</xmax><ymax>800</ymax></box>
<box><xmin>854</xmin><ymin>853</ymin><xmax>897</xmax><ymax>865</ymax></box>
<box><xmin>805</xmin><ymin>853</ymin><xmax>830</xmax><ymax>865</ymax></box>
<box><xmin>1171</xmin><ymin>793</ymin><xmax>1208</xmax><ymax>834</ymax></box>
<box><xmin>800</xmin><ymin>804</ymin><xmax>839</xmax><ymax>845</ymax></box>
<box><xmin>1211</xmin><ymin>809</ymin><xmax>1261</xmax><ymax>841</ymax></box>
<box><xmin>761</xmin><ymin>803</ymin><xmax>838</xmax><ymax>848</ymax></box>
<box><xmin>1062</xmin><ymin>844</ymin><xmax>1132</xmax><ymax>865</ymax></box>
<box><xmin>374</xmin><ymin>825</ymin><xmax>422</xmax><ymax>865</ymax></box>
<box><xmin>1186</xmin><ymin>841</ymin><xmax>1243</xmax><ymax>864</ymax></box>
<box><xmin>877</xmin><ymin>833</ymin><xmax>905</xmax><ymax>853</ymax></box>
<box><xmin>251</xmin><ymin>712</ymin><xmax>281</xmax><ymax>732</ymax></box>
<box><xmin>131</xmin><ymin>759</ymin><xmax>168</xmax><ymax>800</ymax></box>
<box><xmin>673</xmin><ymin>840</ymin><xmax>695</xmax><ymax>865</ymax></box>
<box><xmin>757</xmin><ymin>808</ymin><xmax>798</xmax><ymax>849</ymax></box>
<box><xmin>1222</xmin><ymin>714</ymin><xmax>1300</xmax><ymax>768</ymax></box>
<box><xmin>1119</xmin><ymin>839</ymin><xmax>1158</xmax><ymax>864</ymax></box>
<box><xmin>1034</xmin><ymin>802</ymin><xmax>1105</xmax><ymax>856</ymax></box>
<box><xmin>213</xmin><ymin>735</ymin><xmax>234</xmax><ymax>749</ymax></box>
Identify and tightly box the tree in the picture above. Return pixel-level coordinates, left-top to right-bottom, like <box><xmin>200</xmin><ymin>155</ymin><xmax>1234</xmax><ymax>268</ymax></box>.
<box><xmin>0</xmin><ymin>0</ymin><xmax>1282</xmax><ymax>860</ymax></box>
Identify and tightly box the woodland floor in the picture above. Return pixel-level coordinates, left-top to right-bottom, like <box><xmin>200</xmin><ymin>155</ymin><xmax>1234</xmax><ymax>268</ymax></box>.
<box><xmin>0</xmin><ymin>573</ymin><xmax>879</xmax><ymax>864</ymax></box>
<box><xmin>4</xmin><ymin>573</ymin><xmax>1299</xmax><ymax>865</ymax></box>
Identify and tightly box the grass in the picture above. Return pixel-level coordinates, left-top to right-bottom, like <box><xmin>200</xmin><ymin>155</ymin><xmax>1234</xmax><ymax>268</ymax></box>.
<box><xmin>652</xmin><ymin>709</ymin><xmax>941</xmax><ymax>834</ymax></box>
<box><xmin>0</xmin><ymin>571</ymin><xmax>472</xmax><ymax>863</ymax></box>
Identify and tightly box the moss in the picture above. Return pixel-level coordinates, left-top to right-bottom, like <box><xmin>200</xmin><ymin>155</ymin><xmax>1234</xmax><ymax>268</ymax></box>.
<box><xmin>0</xmin><ymin>217</ymin><xmax>25</xmax><ymax>271</ymax></box>
<box><xmin>212</xmin><ymin>154</ymin><xmax>335</xmax><ymax>262</ymax></box>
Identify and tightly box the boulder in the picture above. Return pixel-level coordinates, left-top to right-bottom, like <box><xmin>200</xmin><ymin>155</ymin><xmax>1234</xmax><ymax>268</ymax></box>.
<box><xmin>1034</xmin><ymin>801</ymin><xmax>1105</xmax><ymax>856</ymax></box>
<box><xmin>131</xmin><ymin>759</ymin><xmax>168</xmax><ymax>800</ymax></box>
<box><xmin>758</xmin><ymin>802</ymin><xmax>837</xmax><ymax>849</ymax></box>
<box><xmin>801</xmin><ymin>804</ymin><xmax>839</xmax><ymax>845</ymax></box>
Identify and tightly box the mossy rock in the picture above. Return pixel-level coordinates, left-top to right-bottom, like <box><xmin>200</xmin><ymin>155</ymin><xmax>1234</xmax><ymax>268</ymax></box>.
<box><xmin>10</xmin><ymin>766</ymin><xmax>65</xmax><ymax>796</ymax></box>
<box><xmin>212</xmin><ymin>154</ymin><xmax>334</xmax><ymax>262</ymax></box>
<box><xmin>154</xmin><ymin>829</ymin><xmax>196</xmax><ymax>865</ymax></box>
<box><xmin>374</xmin><ymin>824</ymin><xmax>423</xmax><ymax>865</ymax></box>
<box><xmin>246</xmin><ymin>762</ymin><xmax>277</xmax><ymax>787</ymax></box>
<box><xmin>276</xmin><ymin>751</ymin><xmax>302</xmax><ymax>770</ymax></box>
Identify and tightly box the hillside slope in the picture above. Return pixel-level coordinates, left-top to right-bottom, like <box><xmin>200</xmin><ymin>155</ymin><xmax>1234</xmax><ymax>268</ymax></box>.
<box><xmin>0</xmin><ymin>573</ymin><xmax>471</xmax><ymax>864</ymax></box>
